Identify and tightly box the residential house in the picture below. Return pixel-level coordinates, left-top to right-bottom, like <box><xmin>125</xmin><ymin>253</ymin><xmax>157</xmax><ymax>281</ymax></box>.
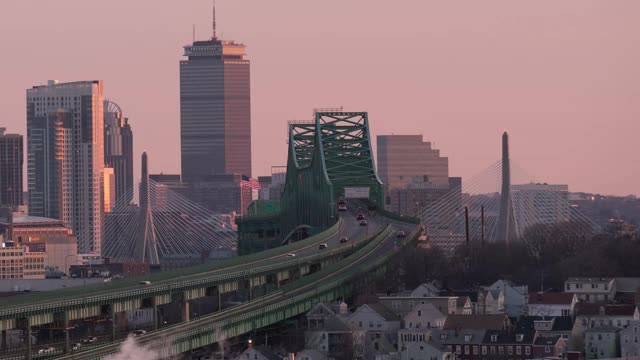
<box><xmin>440</xmin><ymin>329</ymin><xmax>487</xmax><ymax>360</ymax></box>
<box><xmin>477</xmin><ymin>289</ymin><xmax>505</xmax><ymax>315</ymax></box>
<box><xmin>347</xmin><ymin>303</ymin><xmax>401</xmax><ymax>357</ymax></box>
<box><xmin>456</xmin><ymin>296</ymin><xmax>473</xmax><ymax>315</ymax></box>
<box><xmin>620</xmin><ymin>320</ymin><xmax>640</xmax><ymax>358</ymax></box>
<box><xmin>572</xmin><ymin>304</ymin><xmax>639</xmax><ymax>352</ymax></box>
<box><xmin>565</xmin><ymin>278</ymin><xmax>616</xmax><ymax>303</ymax></box>
<box><xmin>403</xmin><ymin>304</ymin><xmax>446</xmax><ymax>330</ymax></box>
<box><xmin>411</xmin><ymin>283</ymin><xmax>441</xmax><ymax>298</ymax></box>
<box><xmin>532</xmin><ymin>336</ymin><xmax>567</xmax><ymax>359</ymax></box>
<box><xmin>481</xmin><ymin>329</ymin><xmax>536</xmax><ymax>360</ymax></box>
<box><xmin>584</xmin><ymin>327</ymin><xmax>620</xmax><ymax>359</ymax></box>
<box><xmin>485</xmin><ymin>280</ymin><xmax>529</xmax><ymax>317</ymax></box>
<box><xmin>380</xmin><ymin>296</ymin><xmax>458</xmax><ymax>318</ymax></box>
<box><xmin>528</xmin><ymin>293</ymin><xmax>577</xmax><ymax>317</ymax></box>
<box><xmin>614</xmin><ymin>278</ymin><xmax>640</xmax><ymax>306</ymax></box>
<box><xmin>526</xmin><ymin>316</ymin><xmax>575</xmax><ymax>340</ymax></box>
<box><xmin>304</xmin><ymin>315</ymin><xmax>364</xmax><ymax>360</ymax></box>
<box><xmin>398</xmin><ymin>330</ymin><xmax>454</xmax><ymax>360</ymax></box>
<box><xmin>233</xmin><ymin>346</ymin><xmax>283</xmax><ymax>360</ymax></box>
<box><xmin>306</xmin><ymin>302</ymin><xmax>348</xmax><ymax>329</ymax></box>
<box><xmin>296</xmin><ymin>349</ymin><xmax>326</xmax><ymax>360</ymax></box>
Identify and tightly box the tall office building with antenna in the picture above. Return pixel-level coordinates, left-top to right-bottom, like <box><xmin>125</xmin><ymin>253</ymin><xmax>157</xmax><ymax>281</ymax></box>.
<box><xmin>180</xmin><ymin>3</ymin><xmax>251</xmax><ymax>181</ymax></box>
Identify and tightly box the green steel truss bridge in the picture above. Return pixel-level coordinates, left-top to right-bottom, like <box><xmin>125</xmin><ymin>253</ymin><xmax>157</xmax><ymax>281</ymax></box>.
<box><xmin>0</xmin><ymin>111</ymin><xmax>420</xmax><ymax>359</ymax></box>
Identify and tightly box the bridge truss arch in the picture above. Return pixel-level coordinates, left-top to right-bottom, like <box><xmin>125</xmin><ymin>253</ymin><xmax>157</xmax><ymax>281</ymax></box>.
<box><xmin>280</xmin><ymin>112</ymin><xmax>384</xmax><ymax>238</ymax></box>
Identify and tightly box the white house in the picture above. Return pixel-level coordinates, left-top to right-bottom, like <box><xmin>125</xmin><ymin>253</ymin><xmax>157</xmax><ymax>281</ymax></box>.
<box><xmin>584</xmin><ymin>327</ymin><xmax>620</xmax><ymax>359</ymax></box>
<box><xmin>565</xmin><ymin>277</ymin><xmax>616</xmax><ymax>303</ymax></box>
<box><xmin>233</xmin><ymin>346</ymin><xmax>283</xmax><ymax>360</ymax></box>
<box><xmin>306</xmin><ymin>302</ymin><xmax>348</xmax><ymax>329</ymax></box>
<box><xmin>528</xmin><ymin>292</ymin><xmax>577</xmax><ymax>317</ymax></box>
<box><xmin>347</xmin><ymin>303</ymin><xmax>401</xmax><ymax>357</ymax></box>
<box><xmin>485</xmin><ymin>280</ymin><xmax>528</xmax><ymax>317</ymax></box>
<box><xmin>571</xmin><ymin>304</ymin><xmax>639</xmax><ymax>352</ymax></box>
<box><xmin>403</xmin><ymin>303</ymin><xmax>446</xmax><ymax>330</ymax></box>
<box><xmin>477</xmin><ymin>289</ymin><xmax>505</xmax><ymax>315</ymax></box>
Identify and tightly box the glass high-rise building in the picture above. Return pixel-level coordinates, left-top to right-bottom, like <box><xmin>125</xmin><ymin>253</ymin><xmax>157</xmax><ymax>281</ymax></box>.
<box><xmin>0</xmin><ymin>128</ymin><xmax>23</xmax><ymax>209</ymax></box>
<box><xmin>179</xmin><ymin>15</ymin><xmax>251</xmax><ymax>181</ymax></box>
<box><xmin>26</xmin><ymin>80</ymin><xmax>105</xmax><ymax>255</ymax></box>
<box><xmin>104</xmin><ymin>100</ymin><xmax>133</xmax><ymax>204</ymax></box>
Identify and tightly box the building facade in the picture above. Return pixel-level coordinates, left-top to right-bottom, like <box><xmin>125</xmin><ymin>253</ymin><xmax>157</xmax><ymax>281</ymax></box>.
<box><xmin>0</xmin><ymin>129</ymin><xmax>23</xmax><ymax>210</ymax></box>
<box><xmin>26</xmin><ymin>80</ymin><xmax>104</xmax><ymax>254</ymax></box>
<box><xmin>180</xmin><ymin>34</ymin><xmax>251</xmax><ymax>181</ymax></box>
<box><xmin>104</xmin><ymin>100</ymin><xmax>133</xmax><ymax>204</ymax></box>
<box><xmin>565</xmin><ymin>277</ymin><xmax>616</xmax><ymax>303</ymax></box>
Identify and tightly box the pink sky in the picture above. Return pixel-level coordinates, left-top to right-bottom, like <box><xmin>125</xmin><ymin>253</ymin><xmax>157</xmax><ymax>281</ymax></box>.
<box><xmin>0</xmin><ymin>1</ymin><xmax>638</xmax><ymax>196</ymax></box>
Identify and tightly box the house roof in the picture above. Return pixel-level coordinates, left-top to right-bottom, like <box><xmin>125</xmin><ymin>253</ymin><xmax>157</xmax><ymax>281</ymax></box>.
<box><xmin>516</xmin><ymin>316</ymin><xmax>574</xmax><ymax>332</ymax></box>
<box><xmin>575</xmin><ymin>303</ymin><xmax>637</xmax><ymax>316</ymax></box>
<box><xmin>615</xmin><ymin>278</ymin><xmax>640</xmax><ymax>293</ymax></box>
<box><xmin>482</xmin><ymin>329</ymin><xmax>536</xmax><ymax>345</ymax></box>
<box><xmin>367</xmin><ymin>303</ymin><xmax>399</xmax><ymax>321</ymax></box>
<box><xmin>443</xmin><ymin>314</ymin><xmax>509</xmax><ymax>331</ymax></box>
<box><xmin>534</xmin><ymin>335</ymin><xmax>562</xmax><ymax>346</ymax></box>
<box><xmin>298</xmin><ymin>349</ymin><xmax>326</xmax><ymax>360</ymax></box>
<box><xmin>529</xmin><ymin>292</ymin><xmax>575</xmax><ymax>305</ymax></box>
<box><xmin>438</xmin><ymin>329</ymin><xmax>487</xmax><ymax>344</ymax></box>
<box><xmin>442</xmin><ymin>290</ymin><xmax>478</xmax><ymax>303</ymax></box>
<box><xmin>323</xmin><ymin>315</ymin><xmax>351</xmax><ymax>332</ymax></box>
<box><xmin>566</xmin><ymin>277</ymin><xmax>614</xmax><ymax>283</ymax></box>
<box><xmin>249</xmin><ymin>346</ymin><xmax>283</xmax><ymax>360</ymax></box>
<box><xmin>404</xmin><ymin>303</ymin><xmax>446</xmax><ymax>322</ymax></box>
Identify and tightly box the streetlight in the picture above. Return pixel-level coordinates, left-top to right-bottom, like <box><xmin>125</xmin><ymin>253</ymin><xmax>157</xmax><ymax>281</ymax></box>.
<box><xmin>64</xmin><ymin>254</ymin><xmax>76</xmax><ymax>277</ymax></box>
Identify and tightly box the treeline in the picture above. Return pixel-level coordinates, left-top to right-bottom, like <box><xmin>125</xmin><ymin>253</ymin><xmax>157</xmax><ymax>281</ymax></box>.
<box><xmin>375</xmin><ymin>223</ymin><xmax>640</xmax><ymax>294</ymax></box>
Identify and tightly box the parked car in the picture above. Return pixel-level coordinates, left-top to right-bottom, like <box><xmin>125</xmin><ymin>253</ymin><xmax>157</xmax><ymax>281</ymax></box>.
<box><xmin>339</xmin><ymin>237</ymin><xmax>349</xmax><ymax>243</ymax></box>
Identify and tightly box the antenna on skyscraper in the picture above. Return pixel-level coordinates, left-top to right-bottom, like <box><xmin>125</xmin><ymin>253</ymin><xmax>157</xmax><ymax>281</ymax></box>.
<box><xmin>212</xmin><ymin>0</ymin><xmax>217</xmax><ymax>40</ymax></box>
<box><xmin>193</xmin><ymin>24</ymin><xmax>196</xmax><ymax>42</ymax></box>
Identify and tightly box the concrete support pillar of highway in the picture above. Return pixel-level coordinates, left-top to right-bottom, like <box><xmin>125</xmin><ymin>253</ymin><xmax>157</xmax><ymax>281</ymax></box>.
<box><xmin>153</xmin><ymin>300</ymin><xmax>159</xmax><ymax>330</ymax></box>
<box><xmin>1</xmin><ymin>330</ymin><xmax>6</xmax><ymax>351</ymax></box>
<box><xmin>26</xmin><ymin>317</ymin><xmax>32</xmax><ymax>360</ymax></box>
<box><xmin>218</xmin><ymin>292</ymin><xmax>222</xmax><ymax>312</ymax></box>
<box><xmin>63</xmin><ymin>311</ymin><xmax>70</xmax><ymax>354</ymax></box>
<box><xmin>181</xmin><ymin>301</ymin><xmax>190</xmax><ymax>323</ymax></box>
<box><xmin>110</xmin><ymin>306</ymin><xmax>116</xmax><ymax>341</ymax></box>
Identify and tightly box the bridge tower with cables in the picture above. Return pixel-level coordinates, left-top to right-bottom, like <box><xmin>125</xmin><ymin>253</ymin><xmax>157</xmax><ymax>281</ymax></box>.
<box><xmin>496</xmin><ymin>131</ymin><xmax>517</xmax><ymax>244</ymax></box>
<box><xmin>136</xmin><ymin>152</ymin><xmax>160</xmax><ymax>264</ymax></box>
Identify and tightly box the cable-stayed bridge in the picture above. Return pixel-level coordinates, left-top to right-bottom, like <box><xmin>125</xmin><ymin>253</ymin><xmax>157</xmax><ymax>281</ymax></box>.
<box><xmin>420</xmin><ymin>132</ymin><xmax>601</xmax><ymax>254</ymax></box>
<box><xmin>0</xmin><ymin>112</ymin><xmax>420</xmax><ymax>360</ymax></box>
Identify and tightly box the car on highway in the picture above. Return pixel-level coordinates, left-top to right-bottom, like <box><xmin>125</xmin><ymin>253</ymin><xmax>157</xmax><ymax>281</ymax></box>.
<box><xmin>338</xmin><ymin>204</ymin><xmax>347</xmax><ymax>212</ymax></box>
<box><xmin>339</xmin><ymin>237</ymin><xmax>349</xmax><ymax>243</ymax></box>
<box><xmin>359</xmin><ymin>220</ymin><xmax>368</xmax><ymax>226</ymax></box>
<box><xmin>82</xmin><ymin>336</ymin><xmax>98</xmax><ymax>344</ymax></box>
<box><xmin>337</xmin><ymin>198</ymin><xmax>346</xmax><ymax>205</ymax></box>
<box><xmin>356</xmin><ymin>213</ymin><xmax>365</xmax><ymax>220</ymax></box>
<box><xmin>318</xmin><ymin>243</ymin><xmax>328</xmax><ymax>250</ymax></box>
<box><xmin>71</xmin><ymin>343</ymin><xmax>82</xmax><ymax>351</ymax></box>
<box><xmin>396</xmin><ymin>231</ymin><xmax>406</xmax><ymax>238</ymax></box>
<box><xmin>38</xmin><ymin>347</ymin><xmax>56</xmax><ymax>354</ymax></box>
<box><xmin>133</xmin><ymin>330</ymin><xmax>147</xmax><ymax>337</ymax></box>
<box><xmin>139</xmin><ymin>280</ymin><xmax>151</xmax><ymax>286</ymax></box>
<box><xmin>286</xmin><ymin>253</ymin><xmax>296</xmax><ymax>257</ymax></box>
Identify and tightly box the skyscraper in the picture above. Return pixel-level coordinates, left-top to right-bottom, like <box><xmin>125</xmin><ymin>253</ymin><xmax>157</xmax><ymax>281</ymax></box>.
<box><xmin>27</xmin><ymin>80</ymin><xmax>105</xmax><ymax>254</ymax></box>
<box><xmin>0</xmin><ymin>128</ymin><xmax>23</xmax><ymax>209</ymax></box>
<box><xmin>104</xmin><ymin>100</ymin><xmax>133</xmax><ymax>204</ymax></box>
<box><xmin>179</xmin><ymin>4</ymin><xmax>251</xmax><ymax>181</ymax></box>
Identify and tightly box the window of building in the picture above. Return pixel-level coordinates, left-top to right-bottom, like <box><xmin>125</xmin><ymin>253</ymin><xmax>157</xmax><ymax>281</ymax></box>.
<box><xmin>473</xmin><ymin>346</ymin><xmax>478</xmax><ymax>355</ymax></box>
<box><xmin>464</xmin><ymin>346</ymin><xmax>470</xmax><ymax>355</ymax></box>
<box><xmin>566</xmin><ymin>284</ymin><xmax>571</xmax><ymax>291</ymax></box>
<box><xmin>418</xmin><ymin>310</ymin><xmax>422</xmax><ymax>316</ymax></box>
<box><xmin>491</xmin><ymin>334</ymin><xmax>498</xmax><ymax>342</ymax></box>
<box><xmin>508</xmin><ymin>346</ymin><xmax>513</xmax><ymax>355</ymax></box>
<box><xmin>499</xmin><ymin>346</ymin><xmax>504</xmax><ymax>355</ymax></box>
<box><xmin>482</xmin><ymin>346</ymin><xmax>487</xmax><ymax>355</ymax></box>
<box><xmin>456</xmin><ymin>345</ymin><xmax>461</xmax><ymax>355</ymax></box>
<box><xmin>516</xmin><ymin>346</ymin><xmax>521</xmax><ymax>355</ymax></box>
<box><xmin>491</xmin><ymin>346</ymin><xmax>496</xmax><ymax>355</ymax></box>
<box><xmin>525</xmin><ymin>346</ymin><xmax>531</xmax><ymax>355</ymax></box>
<box><xmin>545</xmin><ymin>346</ymin><xmax>551</xmax><ymax>353</ymax></box>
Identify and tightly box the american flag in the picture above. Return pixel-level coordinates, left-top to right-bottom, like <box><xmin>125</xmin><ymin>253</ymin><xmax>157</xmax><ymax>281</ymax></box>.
<box><xmin>241</xmin><ymin>175</ymin><xmax>261</xmax><ymax>190</ymax></box>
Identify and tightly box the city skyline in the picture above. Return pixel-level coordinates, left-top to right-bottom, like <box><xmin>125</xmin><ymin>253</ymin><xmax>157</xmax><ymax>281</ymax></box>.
<box><xmin>0</xmin><ymin>1</ymin><xmax>638</xmax><ymax>196</ymax></box>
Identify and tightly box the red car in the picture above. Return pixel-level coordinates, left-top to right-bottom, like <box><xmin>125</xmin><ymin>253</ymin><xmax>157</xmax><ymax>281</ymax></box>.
<box><xmin>340</xmin><ymin>237</ymin><xmax>349</xmax><ymax>243</ymax></box>
<box><xmin>359</xmin><ymin>220</ymin><xmax>368</xmax><ymax>226</ymax></box>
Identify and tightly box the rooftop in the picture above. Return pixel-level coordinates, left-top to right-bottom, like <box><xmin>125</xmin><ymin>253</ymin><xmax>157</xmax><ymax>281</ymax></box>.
<box><xmin>575</xmin><ymin>303</ymin><xmax>638</xmax><ymax>316</ymax></box>
<box><xmin>529</xmin><ymin>292</ymin><xmax>575</xmax><ymax>305</ymax></box>
<box><xmin>443</xmin><ymin>314</ymin><xmax>509</xmax><ymax>331</ymax></box>
<box><xmin>534</xmin><ymin>335</ymin><xmax>562</xmax><ymax>346</ymax></box>
<box><xmin>566</xmin><ymin>277</ymin><xmax>614</xmax><ymax>283</ymax></box>
<box><xmin>0</xmin><ymin>215</ymin><xmax>64</xmax><ymax>226</ymax></box>
<box><xmin>483</xmin><ymin>329</ymin><xmax>536</xmax><ymax>345</ymax></box>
